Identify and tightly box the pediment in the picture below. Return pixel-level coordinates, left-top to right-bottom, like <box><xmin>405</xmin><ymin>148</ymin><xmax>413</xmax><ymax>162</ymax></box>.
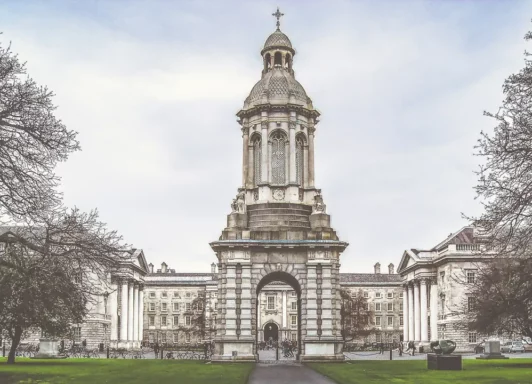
<box><xmin>397</xmin><ymin>250</ymin><xmax>419</xmax><ymax>274</ymax></box>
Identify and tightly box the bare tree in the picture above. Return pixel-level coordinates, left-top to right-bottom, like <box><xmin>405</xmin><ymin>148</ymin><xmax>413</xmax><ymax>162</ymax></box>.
<box><xmin>465</xmin><ymin>24</ymin><xmax>532</xmax><ymax>340</ymax></box>
<box><xmin>339</xmin><ymin>288</ymin><xmax>374</xmax><ymax>343</ymax></box>
<box><xmin>0</xmin><ymin>208</ymin><xmax>130</xmax><ymax>363</ymax></box>
<box><xmin>0</xmin><ymin>39</ymin><xmax>80</xmax><ymax>221</ymax></box>
<box><xmin>188</xmin><ymin>293</ymin><xmax>215</xmax><ymax>341</ymax></box>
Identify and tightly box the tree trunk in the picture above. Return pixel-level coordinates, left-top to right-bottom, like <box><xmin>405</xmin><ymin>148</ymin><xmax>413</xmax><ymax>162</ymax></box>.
<box><xmin>7</xmin><ymin>326</ymin><xmax>22</xmax><ymax>364</ymax></box>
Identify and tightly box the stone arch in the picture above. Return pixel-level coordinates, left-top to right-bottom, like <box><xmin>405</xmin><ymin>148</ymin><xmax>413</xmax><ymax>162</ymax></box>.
<box><xmin>254</xmin><ymin>269</ymin><xmax>304</xmax><ymax>360</ymax></box>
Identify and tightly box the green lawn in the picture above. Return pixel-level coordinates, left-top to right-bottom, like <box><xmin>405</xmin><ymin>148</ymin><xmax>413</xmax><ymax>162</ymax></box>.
<box><xmin>310</xmin><ymin>359</ymin><xmax>532</xmax><ymax>384</ymax></box>
<box><xmin>0</xmin><ymin>358</ymin><xmax>254</xmax><ymax>384</ymax></box>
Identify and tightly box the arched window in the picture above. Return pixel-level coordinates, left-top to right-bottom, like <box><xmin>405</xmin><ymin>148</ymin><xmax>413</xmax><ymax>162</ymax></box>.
<box><xmin>274</xmin><ymin>52</ymin><xmax>282</xmax><ymax>66</ymax></box>
<box><xmin>296</xmin><ymin>136</ymin><xmax>304</xmax><ymax>186</ymax></box>
<box><xmin>271</xmin><ymin>131</ymin><xmax>286</xmax><ymax>184</ymax></box>
<box><xmin>264</xmin><ymin>53</ymin><xmax>271</xmax><ymax>71</ymax></box>
<box><xmin>252</xmin><ymin>136</ymin><xmax>262</xmax><ymax>186</ymax></box>
<box><xmin>285</xmin><ymin>53</ymin><xmax>292</xmax><ymax>70</ymax></box>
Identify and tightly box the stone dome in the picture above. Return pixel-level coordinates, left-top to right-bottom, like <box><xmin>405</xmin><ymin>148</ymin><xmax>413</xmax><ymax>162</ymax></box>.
<box><xmin>263</xmin><ymin>30</ymin><xmax>293</xmax><ymax>53</ymax></box>
<box><xmin>243</xmin><ymin>68</ymin><xmax>311</xmax><ymax>109</ymax></box>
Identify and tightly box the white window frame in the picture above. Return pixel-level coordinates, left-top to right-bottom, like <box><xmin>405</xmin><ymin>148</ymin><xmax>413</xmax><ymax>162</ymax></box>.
<box><xmin>387</xmin><ymin>303</ymin><xmax>393</xmax><ymax>311</ymax></box>
<box><xmin>149</xmin><ymin>302</ymin><xmax>155</xmax><ymax>312</ymax></box>
<box><xmin>161</xmin><ymin>292</ymin><xmax>168</xmax><ymax>298</ymax></box>
<box><xmin>387</xmin><ymin>316</ymin><xmax>393</xmax><ymax>326</ymax></box>
<box><xmin>466</xmin><ymin>270</ymin><xmax>476</xmax><ymax>284</ymax></box>
<box><xmin>375</xmin><ymin>292</ymin><xmax>382</xmax><ymax>299</ymax></box>
<box><xmin>375</xmin><ymin>303</ymin><xmax>381</xmax><ymax>312</ymax></box>
<box><xmin>173</xmin><ymin>316</ymin><xmax>179</xmax><ymax>326</ymax></box>
<box><xmin>161</xmin><ymin>315</ymin><xmax>167</xmax><ymax>326</ymax></box>
<box><xmin>186</xmin><ymin>303</ymin><xmax>191</xmax><ymax>311</ymax></box>
<box><xmin>185</xmin><ymin>315</ymin><xmax>191</xmax><ymax>326</ymax></box>
<box><xmin>291</xmin><ymin>301</ymin><xmax>297</xmax><ymax>310</ymax></box>
<box><xmin>375</xmin><ymin>316</ymin><xmax>381</xmax><ymax>326</ymax></box>
<box><xmin>161</xmin><ymin>303</ymin><xmax>167</xmax><ymax>312</ymax></box>
<box><xmin>149</xmin><ymin>316</ymin><xmax>155</xmax><ymax>326</ymax></box>
<box><xmin>173</xmin><ymin>303</ymin><xmax>179</xmax><ymax>311</ymax></box>
<box><xmin>149</xmin><ymin>292</ymin><xmax>156</xmax><ymax>298</ymax></box>
<box><xmin>387</xmin><ymin>292</ymin><xmax>393</xmax><ymax>299</ymax></box>
<box><xmin>291</xmin><ymin>315</ymin><xmax>297</xmax><ymax>326</ymax></box>
<box><xmin>363</xmin><ymin>291</ymin><xmax>369</xmax><ymax>298</ymax></box>
<box><xmin>468</xmin><ymin>332</ymin><xmax>477</xmax><ymax>343</ymax></box>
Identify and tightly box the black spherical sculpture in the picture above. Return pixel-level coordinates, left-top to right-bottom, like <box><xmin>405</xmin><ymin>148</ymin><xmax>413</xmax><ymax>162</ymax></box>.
<box><xmin>430</xmin><ymin>340</ymin><xmax>457</xmax><ymax>355</ymax></box>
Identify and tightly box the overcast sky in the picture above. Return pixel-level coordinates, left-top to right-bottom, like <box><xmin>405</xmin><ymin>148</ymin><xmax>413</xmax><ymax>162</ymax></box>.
<box><xmin>1</xmin><ymin>0</ymin><xmax>531</xmax><ymax>273</ymax></box>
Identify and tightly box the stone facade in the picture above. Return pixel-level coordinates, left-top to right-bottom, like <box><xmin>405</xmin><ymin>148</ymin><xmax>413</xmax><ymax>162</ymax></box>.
<box><xmin>397</xmin><ymin>226</ymin><xmax>492</xmax><ymax>352</ymax></box>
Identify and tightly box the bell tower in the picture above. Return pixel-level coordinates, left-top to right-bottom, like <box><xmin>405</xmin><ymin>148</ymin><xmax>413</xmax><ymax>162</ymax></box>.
<box><xmin>211</xmin><ymin>9</ymin><xmax>348</xmax><ymax>362</ymax></box>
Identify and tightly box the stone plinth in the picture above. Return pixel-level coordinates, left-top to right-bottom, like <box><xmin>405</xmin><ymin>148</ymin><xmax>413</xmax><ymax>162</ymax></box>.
<box><xmin>227</xmin><ymin>213</ymin><xmax>248</xmax><ymax>229</ymax></box>
<box><xmin>309</xmin><ymin>213</ymin><xmax>330</xmax><ymax>229</ymax></box>
<box><xmin>32</xmin><ymin>339</ymin><xmax>65</xmax><ymax>359</ymax></box>
<box><xmin>427</xmin><ymin>354</ymin><xmax>462</xmax><ymax>370</ymax></box>
<box><xmin>477</xmin><ymin>340</ymin><xmax>509</xmax><ymax>360</ymax></box>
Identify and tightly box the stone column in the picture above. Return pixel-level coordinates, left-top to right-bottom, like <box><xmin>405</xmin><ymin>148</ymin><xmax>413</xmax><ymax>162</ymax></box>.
<box><xmin>225</xmin><ymin>265</ymin><xmax>237</xmax><ymax>337</ymax></box>
<box><xmin>402</xmin><ymin>285</ymin><xmax>409</xmax><ymax>342</ymax></box>
<box><xmin>240</xmin><ymin>264</ymin><xmax>252</xmax><ymax>337</ymax></box>
<box><xmin>308</xmin><ymin>124</ymin><xmax>315</xmax><ymax>187</ymax></box>
<box><xmin>420</xmin><ymin>280</ymin><xmax>429</xmax><ymax>343</ymax></box>
<box><xmin>242</xmin><ymin>125</ymin><xmax>249</xmax><ymax>187</ymax></box>
<box><xmin>306</xmin><ymin>265</ymin><xmax>318</xmax><ymax>337</ymax></box>
<box><xmin>430</xmin><ymin>279</ymin><xmax>438</xmax><ymax>341</ymax></box>
<box><xmin>247</xmin><ymin>143</ymin><xmax>254</xmax><ymax>187</ymax></box>
<box><xmin>282</xmin><ymin>290</ymin><xmax>287</xmax><ymax>328</ymax></box>
<box><xmin>289</xmin><ymin>117</ymin><xmax>296</xmax><ymax>183</ymax></box>
<box><xmin>120</xmin><ymin>281</ymin><xmax>128</xmax><ymax>342</ymax></box>
<box><xmin>413</xmin><ymin>281</ymin><xmax>421</xmax><ymax>341</ymax></box>
<box><xmin>138</xmin><ymin>287</ymin><xmax>144</xmax><ymax>343</ymax></box>
<box><xmin>303</xmin><ymin>145</ymin><xmax>309</xmax><ymax>188</ymax></box>
<box><xmin>257</xmin><ymin>293</ymin><xmax>262</xmax><ymax>329</ymax></box>
<box><xmin>133</xmin><ymin>284</ymin><xmax>139</xmax><ymax>342</ymax></box>
<box><xmin>110</xmin><ymin>283</ymin><xmax>118</xmax><ymax>341</ymax></box>
<box><xmin>128</xmin><ymin>282</ymin><xmax>134</xmax><ymax>342</ymax></box>
<box><xmin>261</xmin><ymin>121</ymin><xmax>269</xmax><ymax>184</ymax></box>
<box><xmin>407</xmin><ymin>283</ymin><xmax>414</xmax><ymax>341</ymax></box>
<box><xmin>320</xmin><ymin>265</ymin><xmax>334</xmax><ymax>337</ymax></box>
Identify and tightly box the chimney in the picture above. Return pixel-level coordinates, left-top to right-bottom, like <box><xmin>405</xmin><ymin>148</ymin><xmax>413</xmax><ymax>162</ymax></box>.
<box><xmin>148</xmin><ymin>263</ymin><xmax>154</xmax><ymax>273</ymax></box>
<box><xmin>211</xmin><ymin>262</ymin><xmax>216</xmax><ymax>274</ymax></box>
<box><xmin>374</xmin><ymin>262</ymin><xmax>381</xmax><ymax>274</ymax></box>
<box><xmin>388</xmin><ymin>263</ymin><xmax>395</xmax><ymax>274</ymax></box>
<box><xmin>161</xmin><ymin>262</ymin><xmax>167</xmax><ymax>274</ymax></box>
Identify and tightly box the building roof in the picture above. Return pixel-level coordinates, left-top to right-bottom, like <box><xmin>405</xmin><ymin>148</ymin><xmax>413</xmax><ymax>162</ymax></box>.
<box><xmin>340</xmin><ymin>273</ymin><xmax>402</xmax><ymax>284</ymax></box>
<box><xmin>263</xmin><ymin>30</ymin><xmax>293</xmax><ymax>51</ymax></box>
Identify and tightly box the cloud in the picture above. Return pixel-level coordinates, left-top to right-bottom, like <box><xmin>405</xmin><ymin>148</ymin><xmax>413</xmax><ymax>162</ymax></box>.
<box><xmin>1</xmin><ymin>0</ymin><xmax>531</xmax><ymax>273</ymax></box>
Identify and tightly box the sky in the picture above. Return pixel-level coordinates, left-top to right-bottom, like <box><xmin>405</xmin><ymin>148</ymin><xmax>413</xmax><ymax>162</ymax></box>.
<box><xmin>1</xmin><ymin>0</ymin><xmax>531</xmax><ymax>274</ymax></box>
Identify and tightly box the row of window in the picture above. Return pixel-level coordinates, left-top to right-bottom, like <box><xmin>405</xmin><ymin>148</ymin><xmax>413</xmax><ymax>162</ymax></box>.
<box><xmin>374</xmin><ymin>316</ymin><xmax>402</xmax><ymax>327</ymax></box>
<box><xmin>148</xmin><ymin>291</ymin><xmax>214</xmax><ymax>299</ymax></box>
<box><xmin>148</xmin><ymin>315</ymin><xmax>208</xmax><ymax>327</ymax></box>
<box><xmin>148</xmin><ymin>302</ymin><xmax>211</xmax><ymax>312</ymax></box>
<box><xmin>373</xmin><ymin>303</ymin><xmax>402</xmax><ymax>312</ymax></box>
<box><xmin>362</xmin><ymin>292</ymin><xmax>402</xmax><ymax>299</ymax></box>
<box><xmin>148</xmin><ymin>332</ymin><xmax>192</xmax><ymax>343</ymax></box>
<box><xmin>265</xmin><ymin>296</ymin><xmax>298</xmax><ymax>311</ymax></box>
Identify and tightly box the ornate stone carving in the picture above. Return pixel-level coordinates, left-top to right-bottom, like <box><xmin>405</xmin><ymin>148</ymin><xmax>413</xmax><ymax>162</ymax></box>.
<box><xmin>312</xmin><ymin>190</ymin><xmax>326</xmax><ymax>213</ymax></box>
<box><xmin>231</xmin><ymin>190</ymin><xmax>246</xmax><ymax>213</ymax></box>
<box><xmin>261</xmin><ymin>121</ymin><xmax>268</xmax><ymax>130</ymax></box>
<box><xmin>253</xmin><ymin>189</ymin><xmax>259</xmax><ymax>201</ymax></box>
<box><xmin>273</xmin><ymin>188</ymin><xmax>285</xmax><ymax>201</ymax></box>
<box><xmin>298</xmin><ymin>188</ymin><xmax>304</xmax><ymax>201</ymax></box>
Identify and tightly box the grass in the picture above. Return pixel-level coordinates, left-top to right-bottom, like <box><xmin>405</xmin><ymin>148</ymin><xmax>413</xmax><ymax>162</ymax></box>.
<box><xmin>309</xmin><ymin>359</ymin><xmax>532</xmax><ymax>384</ymax></box>
<box><xmin>0</xmin><ymin>358</ymin><xmax>254</xmax><ymax>384</ymax></box>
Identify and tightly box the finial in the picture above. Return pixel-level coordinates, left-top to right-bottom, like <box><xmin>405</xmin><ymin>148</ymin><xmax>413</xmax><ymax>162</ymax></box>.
<box><xmin>272</xmin><ymin>7</ymin><xmax>284</xmax><ymax>30</ymax></box>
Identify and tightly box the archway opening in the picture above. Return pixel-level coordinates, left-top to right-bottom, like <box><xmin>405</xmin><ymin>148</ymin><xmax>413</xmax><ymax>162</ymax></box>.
<box><xmin>256</xmin><ymin>271</ymin><xmax>301</xmax><ymax>362</ymax></box>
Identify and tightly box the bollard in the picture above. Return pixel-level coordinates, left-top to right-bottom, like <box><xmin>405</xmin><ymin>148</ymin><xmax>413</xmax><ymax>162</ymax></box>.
<box><xmin>389</xmin><ymin>347</ymin><xmax>392</xmax><ymax>360</ymax></box>
<box><xmin>276</xmin><ymin>345</ymin><xmax>279</xmax><ymax>361</ymax></box>
<box><xmin>106</xmin><ymin>346</ymin><xmax>109</xmax><ymax>359</ymax></box>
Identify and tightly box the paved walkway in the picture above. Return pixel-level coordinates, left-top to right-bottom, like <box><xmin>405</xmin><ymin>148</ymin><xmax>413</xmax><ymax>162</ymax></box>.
<box><xmin>248</xmin><ymin>363</ymin><xmax>336</xmax><ymax>384</ymax></box>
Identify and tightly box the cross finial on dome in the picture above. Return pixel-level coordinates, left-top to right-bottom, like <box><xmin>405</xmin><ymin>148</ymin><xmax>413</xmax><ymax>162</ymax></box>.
<box><xmin>272</xmin><ymin>7</ymin><xmax>284</xmax><ymax>30</ymax></box>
